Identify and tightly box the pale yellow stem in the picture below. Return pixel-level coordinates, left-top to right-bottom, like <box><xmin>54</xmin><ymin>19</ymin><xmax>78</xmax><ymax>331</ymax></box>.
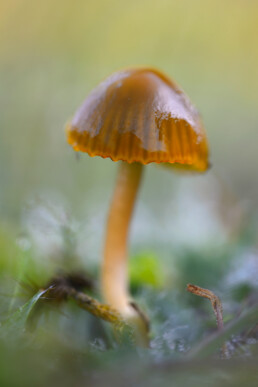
<box><xmin>101</xmin><ymin>162</ymin><xmax>143</xmax><ymax>315</ymax></box>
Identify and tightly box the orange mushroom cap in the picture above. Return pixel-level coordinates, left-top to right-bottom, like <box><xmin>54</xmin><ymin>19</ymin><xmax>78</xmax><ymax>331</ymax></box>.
<box><xmin>67</xmin><ymin>67</ymin><xmax>209</xmax><ymax>171</ymax></box>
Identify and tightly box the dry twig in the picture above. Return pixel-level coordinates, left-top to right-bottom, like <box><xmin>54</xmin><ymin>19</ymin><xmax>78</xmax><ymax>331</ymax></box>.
<box><xmin>187</xmin><ymin>283</ymin><xmax>227</xmax><ymax>357</ymax></box>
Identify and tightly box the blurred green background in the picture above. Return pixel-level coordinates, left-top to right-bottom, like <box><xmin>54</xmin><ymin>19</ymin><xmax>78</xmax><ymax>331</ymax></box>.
<box><xmin>1</xmin><ymin>0</ymin><xmax>258</xmax><ymax>220</ymax></box>
<box><xmin>0</xmin><ymin>1</ymin><xmax>258</xmax><ymax>385</ymax></box>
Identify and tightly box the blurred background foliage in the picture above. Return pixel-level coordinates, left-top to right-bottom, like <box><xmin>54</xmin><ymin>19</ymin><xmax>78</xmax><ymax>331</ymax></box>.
<box><xmin>0</xmin><ymin>0</ymin><xmax>258</xmax><ymax>386</ymax></box>
<box><xmin>1</xmin><ymin>0</ymin><xmax>258</xmax><ymax>220</ymax></box>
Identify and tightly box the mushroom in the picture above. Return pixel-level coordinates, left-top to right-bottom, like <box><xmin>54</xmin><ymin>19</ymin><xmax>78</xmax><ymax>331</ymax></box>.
<box><xmin>66</xmin><ymin>67</ymin><xmax>209</xmax><ymax>341</ymax></box>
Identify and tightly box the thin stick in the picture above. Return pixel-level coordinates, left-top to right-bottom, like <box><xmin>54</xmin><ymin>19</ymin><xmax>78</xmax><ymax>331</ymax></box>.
<box><xmin>68</xmin><ymin>288</ymin><xmax>126</xmax><ymax>328</ymax></box>
<box><xmin>68</xmin><ymin>288</ymin><xmax>133</xmax><ymax>343</ymax></box>
<box><xmin>187</xmin><ymin>284</ymin><xmax>224</xmax><ymax>330</ymax></box>
<box><xmin>187</xmin><ymin>283</ymin><xmax>227</xmax><ymax>358</ymax></box>
<box><xmin>69</xmin><ymin>288</ymin><xmax>131</xmax><ymax>329</ymax></box>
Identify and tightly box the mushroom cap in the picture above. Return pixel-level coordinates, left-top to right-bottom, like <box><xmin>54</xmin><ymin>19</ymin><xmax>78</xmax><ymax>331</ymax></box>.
<box><xmin>67</xmin><ymin>67</ymin><xmax>209</xmax><ymax>171</ymax></box>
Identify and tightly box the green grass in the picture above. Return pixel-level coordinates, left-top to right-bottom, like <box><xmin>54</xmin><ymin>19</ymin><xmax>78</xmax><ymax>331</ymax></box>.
<box><xmin>0</xmin><ymin>202</ymin><xmax>257</xmax><ymax>387</ymax></box>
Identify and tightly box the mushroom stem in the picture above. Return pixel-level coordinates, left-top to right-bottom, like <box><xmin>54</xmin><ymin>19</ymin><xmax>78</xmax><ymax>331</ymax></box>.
<box><xmin>102</xmin><ymin>161</ymin><xmax>143</xmax><ymax>314</ymax></box>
